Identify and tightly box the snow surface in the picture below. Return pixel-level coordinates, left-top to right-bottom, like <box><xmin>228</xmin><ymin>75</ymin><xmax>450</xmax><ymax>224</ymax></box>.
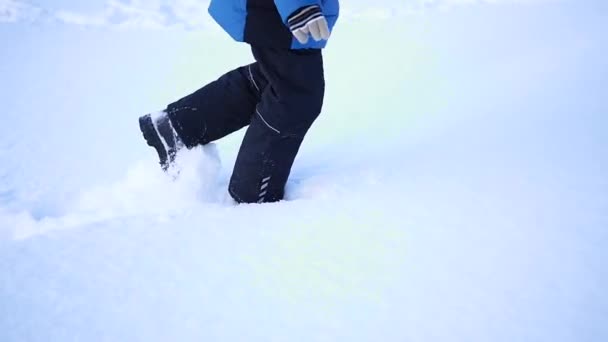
<box><xmin>1</xmin><ymin>1</ymin><xmax>607</xmax><ymax>341</ymax></box>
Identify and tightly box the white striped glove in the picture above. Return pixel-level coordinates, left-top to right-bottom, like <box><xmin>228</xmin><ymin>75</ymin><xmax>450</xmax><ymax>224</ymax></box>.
<box><xmin>287</xmin><ymin>5</ymin><xmax>331</xmax><ymax>45</ymax></box>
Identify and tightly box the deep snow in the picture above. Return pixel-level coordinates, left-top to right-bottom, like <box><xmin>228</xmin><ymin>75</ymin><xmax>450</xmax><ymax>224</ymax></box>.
<box><xmin>1</xmin><ymin>1</ymin><xmax>607</xmax><ymax>341</ymax></box>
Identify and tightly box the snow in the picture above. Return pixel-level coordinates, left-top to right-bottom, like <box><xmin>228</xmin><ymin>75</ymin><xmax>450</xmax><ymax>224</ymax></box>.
<box><xmin>1</xmin><ymin>1</ymin><xmax>607</xmax><ymax>341</ymax></box>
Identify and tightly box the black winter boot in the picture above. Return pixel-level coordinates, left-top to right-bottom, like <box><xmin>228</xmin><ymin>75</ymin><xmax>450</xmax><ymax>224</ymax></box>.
<box><xmin>139</xmin><ymin>111</ymin><xmax>184</xmax><ymax>171</ymax></box>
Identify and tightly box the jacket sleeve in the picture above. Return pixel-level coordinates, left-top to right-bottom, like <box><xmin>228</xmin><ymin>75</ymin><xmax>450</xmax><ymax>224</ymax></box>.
<box><xmin>273</xmin><ymin>0</ymin><xmax>322</xmax><ymax>24</ymax></box>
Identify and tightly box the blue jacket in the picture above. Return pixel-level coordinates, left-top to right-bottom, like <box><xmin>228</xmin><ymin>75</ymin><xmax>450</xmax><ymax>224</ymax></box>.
<box><xmin>209</xmin><ymin>0</ymin><xmax>339</xmax><ymax>49</ymax></box>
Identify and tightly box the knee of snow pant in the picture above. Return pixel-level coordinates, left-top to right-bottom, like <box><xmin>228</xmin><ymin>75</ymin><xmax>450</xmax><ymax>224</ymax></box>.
<box><xmin>252</xmin><ymin>47</ymin><xmax>325</xmax><ymax>137</ymax></box>
<box><xmin>256</xmin><ymin>85</ymin><xmax>324</xmax><ymax>137</ymax></box>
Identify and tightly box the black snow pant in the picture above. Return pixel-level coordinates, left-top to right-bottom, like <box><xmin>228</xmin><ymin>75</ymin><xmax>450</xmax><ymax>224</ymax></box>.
<box><xmin>166</xmin><ymin>46</ymin><xmax>325</xmax><ymax>203</ymax></box>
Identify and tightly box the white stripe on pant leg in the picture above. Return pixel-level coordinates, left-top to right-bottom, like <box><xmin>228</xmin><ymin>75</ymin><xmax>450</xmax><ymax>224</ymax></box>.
<box><xmin>256</xmin><ymin>109</ymin><xmax>280</xmax><ymax>134</ymax></box>
<box><xmin>258</xmin><ymin>176</ymin><xmax>272</xmax><ymax>203</ymax></box>
<box><xmin>248</xmin><ymin>65</ymin><xmax>260</xmax><ymax>92</ymax></box>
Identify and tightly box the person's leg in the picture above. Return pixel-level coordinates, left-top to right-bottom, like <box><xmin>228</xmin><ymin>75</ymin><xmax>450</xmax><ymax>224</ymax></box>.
<box><xmin>229</xmin><ymin>47</ymin><xmax>325</xmax><ymax>204</ymax></box>
<box><xmin>166</xmin><ymin>63</ymin><xmax>268</xmax><ymax>148</ymax></box>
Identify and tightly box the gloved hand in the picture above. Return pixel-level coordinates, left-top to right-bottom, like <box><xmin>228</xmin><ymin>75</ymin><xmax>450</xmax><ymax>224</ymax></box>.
<box><xmin>287</xmin><ymin>5</ymin><xmax>330</xmax><ymax>44</ymax></box>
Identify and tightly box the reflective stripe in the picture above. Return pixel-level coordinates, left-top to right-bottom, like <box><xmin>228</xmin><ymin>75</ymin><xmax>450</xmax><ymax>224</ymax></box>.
<box><xmin>258</xmin><ymin>176</ymin><xmax>272</xmax><ymax>203</ymax></box>
<box><xmin>256</xmin><ymin>109</ymin><xmax>280</xmax><ymax>134</ymax></box>
<box><xmin>248</xmin><ymin>65</ymin><xmax>260</xmax><ymax>92</ymax></box>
